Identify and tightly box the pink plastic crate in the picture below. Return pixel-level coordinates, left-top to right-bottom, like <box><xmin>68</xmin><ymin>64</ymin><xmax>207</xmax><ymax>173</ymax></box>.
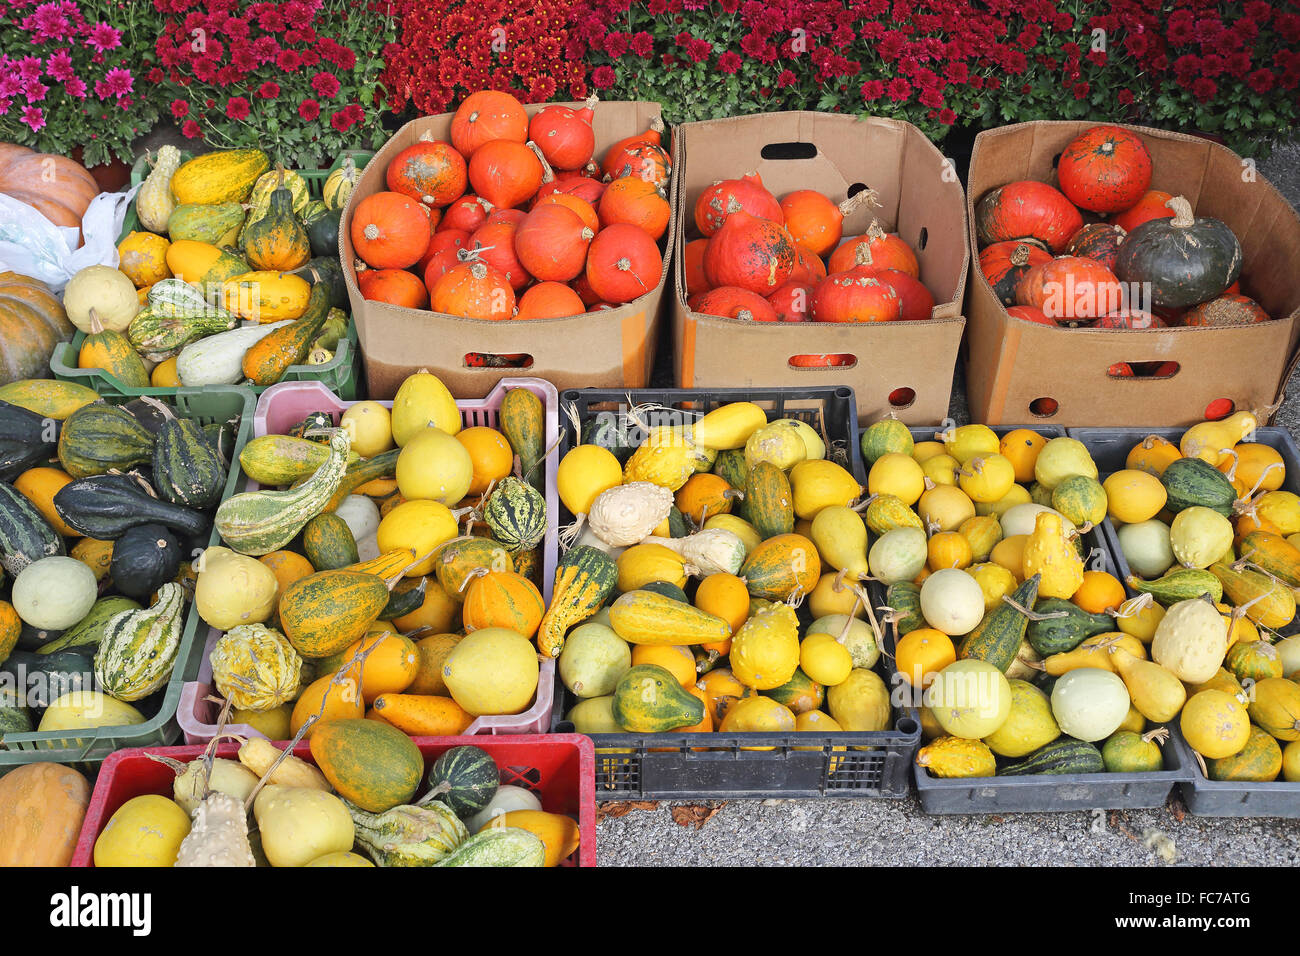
<box><xmin>71</xmin><ymin>734</ymin><xmax>596</xmax><ymax>867</ymax></box>
<box><xmin>178</xmin><ymin>377</ymin><xmax>560</xmax><ymax>745</ymax></box>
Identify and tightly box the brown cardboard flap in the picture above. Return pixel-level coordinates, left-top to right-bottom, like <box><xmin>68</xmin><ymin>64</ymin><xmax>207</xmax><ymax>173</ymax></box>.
<box><xmin>964</xmin><ymin>120</ymin><xmax>1300</xmax><ymax>426</ymax></box>
<box><xmin>670</xmin><ymin>111</ymin><xmax>969</xmax><ymax>424</ymax></box>
<box><xmin>341</xmin><ymin>101</ymin><xmax>675</xmax><ymax>399</ymax></box>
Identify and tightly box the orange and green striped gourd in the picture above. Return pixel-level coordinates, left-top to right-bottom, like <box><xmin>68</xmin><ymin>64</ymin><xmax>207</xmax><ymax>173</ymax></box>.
<box><xmin>537</xmin><ymin>545</ymin><xmax>618</xmax><ymax>658</ymax></box>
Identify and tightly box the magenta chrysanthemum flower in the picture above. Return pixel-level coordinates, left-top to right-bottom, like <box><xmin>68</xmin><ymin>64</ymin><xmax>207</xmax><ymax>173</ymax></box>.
<box><xmin>85</xmin><ymin>22</ymin><xmax>122</xmax><ymax>52</ymax></box>
<box><xmin>64</xmin><ymin>76</ymin><xmax>86</xmax><ymax>98</ymax></box>
<box><xmin>22</xmin><ymin>106</ymin><xmax>46</xmax><ymax>132</ymax></box>
<box><xmin>45</xmin><ymin>49</ymin><xmax>74</xmax><ymax>81</ymax></box>
<box><xmin>104</xmin><ymin>67</ymin><xmax>132</xmax><ymax>97</ymax></box>
<box><xmin>17</xmin><ymin>57</ymin><xmax>44</xmax><ymax>85</ymax></box>
<box><xmin>310</xmin><ymin>71</ymin><xmax>340</xmax><ymax>98</ymax></box>
<box><xmin>24</xmin><ymin>4</ymin><xmax>72</xmax><ymax>43</ymax></box>
<box><xmin>24</xmin><ymin>81</ymin><xmax>49</xmax><ymax>102</ymax></box>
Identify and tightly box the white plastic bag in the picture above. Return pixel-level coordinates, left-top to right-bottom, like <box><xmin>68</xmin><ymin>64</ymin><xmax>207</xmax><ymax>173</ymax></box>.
<box><xmin>0</xmin><ymin>184</ymin><xmax>138</xmax><ymax>292</ymax></box>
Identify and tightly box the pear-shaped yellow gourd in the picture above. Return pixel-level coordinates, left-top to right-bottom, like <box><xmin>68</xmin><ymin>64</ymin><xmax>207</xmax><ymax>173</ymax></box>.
<box><xmin>809</xmin><ymin>505</ymin><xmax>868</xmax><ymax>582</ymax></box>
<box><xmin>1021</xmin><ymin>511</ymin><xmax>1083</xmax><ymax>599</ymax></box>
<box><xmin>1109</xmin><ymin>646</ymin><xmax>1186</xmax><ymax>723</ymax></box>
<box><xmin>790</xmin><ymin>459</ymin><xmax>861</xmax><ymax>520</ymax></box>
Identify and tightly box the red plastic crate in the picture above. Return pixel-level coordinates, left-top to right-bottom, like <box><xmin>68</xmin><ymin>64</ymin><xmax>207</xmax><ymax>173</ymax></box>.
<box><xmin>71</xmin><ymin>734</ymin><xmax>595</xmax><ymax>867</ymax></box>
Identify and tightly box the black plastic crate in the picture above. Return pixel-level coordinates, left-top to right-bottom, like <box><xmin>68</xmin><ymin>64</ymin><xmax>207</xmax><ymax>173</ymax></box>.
<box><xmin>1070</xmin><ymin>424</ymin><xmax>1300</xmax><ymax>818</ymax></box>
<box><xmin>549</xmin><ymin>387</ymin><xmax>921</xmax><ymax>800</ymax></box>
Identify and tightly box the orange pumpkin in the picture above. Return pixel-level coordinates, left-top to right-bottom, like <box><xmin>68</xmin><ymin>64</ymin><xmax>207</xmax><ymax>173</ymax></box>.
<box><xmin>431</xmin><ymin>260</ymin><xmax>516</xmax><ymax>320</ymax></box>
<box><xmin>350</xmin><ymin>191</ymin><xmax>431</xmax><ymax>269</ymax></box>
<box><xmin>467</xmin><ymin>219</ymin><xmax>531</xmax><ymax>290</ymax></box>
<box><xmin>515</xmin><ymin>204</ymin><xmax>594</xmax><ymax>282</ymax></box>
<box><xmin>467</xmin><ymin>140</ymin><xmax>545</xmax><ymax>210</ymax></box>
<box><xmin>358</xmin><ymin>268</ymin><xmax>429</xmax><ymax>309</ymax></box>
<box><xmin>417</xmin><ymin>227</ymin><xmax>470</xmax><ymax>275</ymax></box>
<box><xmin>450</xmin><ymin>91</ymin><xmax>529</xmax><ymax>157</ymax></box>
<box><xmin>515</xmin><ymin>281</ymin><xmax>585</xmax><ymax>320</ymax></box>
<box><xmin>779</xmin><ymin>189</ymin><xmax>844</xmax><ymax>257</ymax></box>
<box><xmin>438</xmin><ymin>194</ymin><xmax>493</xmax><ymax>234</ymax></box>
<box><xmin>386</xmin><ymin>140</ymin><xmax>468</xmax><ymax>208</ymax></box>
<box><xmin>601</xmin><ymin>126</ymin><xmax>669</xmax><ymax>182</ymax></box>
<box><xmin>676</xmin><ymin>473</ymin><xmax>735</xmax><ymax>524</ymax></box>
<box><xmin>535</xmin><ymin>192</ymin><xmax>600</xmax><ymax>233</ymax></box>
<box><xmin>585</xmin><ymin>223</ymin><xmax>663</xmax><ymax>304</ymax></box>
<box><xmin>694</xmin><ymin>286</ymin><xmax>778</xmax><ymax>322</ymax></box>
<box><xmin>828</xmin><ymin>225</ymin><xmax>919</xmax><ymax>277</ymax></box>
<box><xmin>694</xmin><ymin>172</ymin><xmax>782</xmax><ymax>237</ymax></box>
<box><xmin>0</xmin><ymin>762</ymin><xmax>90</xmax><ymax>866</ymax></box>
<box><xmin>812</xmin><ymin>270</ymin><xmax>902</xmax><ymax>323</ymax></box>
<box><xmin>1016</xmin><ymin>256</ymin><xmax>1124</xmax><ymax>324</ymax></box>
<box><xmin>529</xmin><ymin>102</ymin><xmax>597</xmax><ymax>171</ymax></box>
<box><xmin>683</xmin><ymin>238</ymin><xmax>711</xmax><ymax>297</ymax></box>
<box><xmin>462</xmin><ymin>570</ymin><xmax>546</xmax><ymax>638</ymax></box>
<box><xmin>0</xmin><ymin>271</ymin><xmax>75</xmax><ymax>385</ymax></box>
<box><xmin>703</xmin><ymin>209</ymin><xmax>796</xmax><ymax>295</ymax></box>
<box><xmin>0</xmin><ymin>146</ymin><xmax>97</xmax><ymax>239</ymax></box>
<box><xmin>598</xmin><ymin>177</ymin><xmax>670</xmax><ymax>239</ymax></box>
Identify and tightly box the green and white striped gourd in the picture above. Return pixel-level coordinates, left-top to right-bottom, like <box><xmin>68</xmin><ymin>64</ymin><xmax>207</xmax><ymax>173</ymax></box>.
<box><xmin>434</xmin><ymin>826</ymin><xmax>545</xmax><ymax>867</ymax></box>
<box><xmin>214</xmin><ymin>429</ymin><xmax>350</xmax><ymax>555</ymax></box>
<box><xmin>153</xmin><ymin>416</ymin><xmax>228</xmax><ymax>510</ymax></box>
<box><xmin>94</xmin><ymin>582</ymin><xmax>185</xmax><ymax>701</ymax></box>
<box><xmin>348</xmin><ymin>800</ymin><xmax>468</xmax><ymax>867</ymax></box>
<box><xmin>483</xmin><ymin>477</ymin><xmax>546</xmax><ymax>552</ymax></box>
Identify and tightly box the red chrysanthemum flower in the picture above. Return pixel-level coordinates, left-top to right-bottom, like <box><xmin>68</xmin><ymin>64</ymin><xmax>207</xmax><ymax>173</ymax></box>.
<box><xmin>298</xmin><ymin>98</ymin><xmax>320</xmax><ymax>120</ymax></box>
<box><xmin>311</xmin><ymin>71</ymin><xmax>341</xmax><ymax>98</ymax></box>
<box><xmin>258</xmin><ymin>81</ymin><xmax>280</xmax><ymax>99</ymax></box>
<box><xmin>170</xmin><ymin>98</ymin><xmax>189</xmax><ymax>119</ymax></box>
<box><xmin>718</xmin><ymin>51</ymin><xmax>742</xmax><ymax>74</ymax></box>
<box><xmin>181</xmin><ymin>119</ymin><xmax>202</xmax><ymax>138</ymax></box>
<box><xmin>226</xmin><ymin>96</ymin><xmax>250</xmax><ymax>119</ymax></box>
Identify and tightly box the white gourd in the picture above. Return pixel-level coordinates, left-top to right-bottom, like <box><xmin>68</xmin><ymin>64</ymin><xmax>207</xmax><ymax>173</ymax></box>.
<box><xmin>586</xmin><ymin>482</ymin><xmax>673</xmax><ymax>547</ymax></box>
<box><xmin>175</xmin><ymin>792</ymin><xmax>257</xmax><ymax>867</ymax></box>
<box><xmin>335</xmin><ymin>495</ymin><xmax>381</xmax><ymax>561</ymax></box>
<box><xmin>146</xmin><ymin>754</ymin><xmax>259</xmax><ymax>815</ymax></box>
<box><xmin>464</xmin><ymin>784</ymin><xmax>543</xmax><ymax>832</ymax></box>
<box><xmin>1151</xmin><ymin>598</ymin><xmax>1229</xmax><ymax>683</ymax></box>
<box><xmin>176</xmin><ymin>320</ymin><xmax>293</xmax><ymax>386</ymax></box>
<box><xmin>136</xmin><ymin>145</ymin><xmax>181</xmax><ymax>233</ymax></box>
<box><xmin>1169</xmin><ymin>506</ymin><xmax>1233</xmax><ymax>569</ymax></box>
<box><xmin>643</xmin><ymin>529</ymin><xmax>746</xmax><ymax>576</ymax></box>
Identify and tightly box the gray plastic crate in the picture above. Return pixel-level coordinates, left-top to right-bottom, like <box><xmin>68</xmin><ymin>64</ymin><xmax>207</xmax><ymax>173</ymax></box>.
<box><xmin>913</xmin><ymin>724</ymin><xmax>1189</xmax><ymax>814</ymax></box>
<box><xmin>1070</xmin><ymin>424</ymin><xmax>1300</xmax><ymax>818</ymax></box>
<box><xmin>549</xmin><ymin>387</ymin><xmax>922</xmax><ymax>800</ymax></box>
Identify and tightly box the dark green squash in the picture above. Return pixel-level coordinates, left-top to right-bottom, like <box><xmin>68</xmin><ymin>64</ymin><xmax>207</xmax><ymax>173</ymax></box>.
<box><xmin>124</xmin><ymin>397</ymin><xmax>174</xmax><ymax>436</ymax></box>
<box><xmin>306</xmin><ymin>208</ymin><xmax>343</xmax><ymax>259</ymax></box>
<box><xmin>1025</xmin><ymin>597</ymin><xmax>1114</xmax><ymax>656</ymax></box>
<box><xmin>667</xmin><ymin>506</ymin><xmax>690</xmax><ymax>538</ymax></box>
<box><xmin>579</xmin><ymin>413</ymin><xmax>637</xmax><ymax>463</ymax></box>
<box><xmin>378</xmin><ymin>576</ymin><xmax>427</xmax><ymax>621</ymax></box>
<box><xmin>57</xmin><ymin>403</ymin><xmax>156</xmax><ymax>479</ymax></box>
<box><xmin>641</xmin><ymin>580</ymin><xmax>690</xmax><ymax>603</ymax></box>
<box><xmin>1161</xmin><ymin>457</ymin><xmax>1239</xmax><ymax>516</ymax></box>
<box><xmin>153</xmin><ymin>416</ymin><xmax>228</xmax><ymax>510</ymax></box>
<box><xmin>959</xmin><ymin>574</ymin><xmax>1040</xmax><ymax>673</ymax></box>
<box><xmin>712</xmin><ymin>449</ymin><xmax>749</xmax><ymax>497</ymax></box>
<box><xmin>1115</xmin><ymin>196</ymin><xmax>1242</xmax><ymax>309</ymax></box>
<box><xmin>16</xmin><ymin>622</ymin><xmax>64</xmax><ymax>653</ymax></box>
<box><xmin>0</xmin><ymin>481</ymin><xmax>65</xmax><ymax>576</ymax></box>
<box><xmin>0</xmin><ymin>400</ymin><xmax>57</xmax><ymax>483</ymax></box>
<box><xmin>54</xmin><ymin>473</ymin><xmax>211</xmax><ymax>540</ymax></box>
<box><xmin>0</xmin><ymin>649</ymin><xmax>95</xmax><ymax>703</ymax></box>
<box><xmin>424</xmin><ymin>745</ymin><xmax>500</xmax><ymax>818</ymax></box>
<box><xmin>109</xmin><ymin>523</ymin><xmax>182</xmax><ymax>601</ymax></box>
<box><xmin>998</xmin><ymin>737</ymin><xmax>1105</xmax><ymax>776</ymax></box>
<box><xmin>296</xmin><ymin>255</ymin><xmax>348</xmax><ymax>309</ymax></box>
<box><xmin>243</xmin><ymin>181</ymin><xmax>311</xmax><ymax>272</ymax></box>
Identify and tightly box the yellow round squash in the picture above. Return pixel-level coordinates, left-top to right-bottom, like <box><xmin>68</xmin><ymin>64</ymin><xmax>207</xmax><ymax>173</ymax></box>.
<box><xmin>340</xmin><ymin>402</ymin><xmax>395</xmax><ymax>458</ymax></box>
<box><xmin>117</xmin><ymin>231</ymin><xmax>172</xmax><ymax>288</ymax></box>
<box><xmin>441</xmin><ymin>627</ymin><xmax>539</xmax><ymax>716</ymax></box>
<box><xmin>391</xmin><ymin>369</ymin><xmax>462</xmax><ymax>443</ymax></box>
<box><xmin>94</xmin><ymin>795</ymin><xmax>191</xmax><ymax>867</ymax></box>
<box><xmin>1181</xmin><ymin>689</ymin><xmax>1250</xmax><ymax>759</ymax></box>
<box><xmin>395</xmin><ymin>427</ymin><xmax>473</xmax><ymax>504</ymax></box>
<box><xmin>375</xmin><ymin>500</ymin><xmax>460</xmax><ymax>576</ymax></box>
<box><xmin>557</xmin><ymin>444</ymin><xmax>623</xmax><ymax>515</ymax></box>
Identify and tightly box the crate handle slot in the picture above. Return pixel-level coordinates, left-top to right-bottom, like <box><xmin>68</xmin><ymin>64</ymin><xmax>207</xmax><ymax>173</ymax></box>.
<box><xmin>759</xmin><ymin>141</ymin><xmax>817</xmax><ymax>161</ymax></box>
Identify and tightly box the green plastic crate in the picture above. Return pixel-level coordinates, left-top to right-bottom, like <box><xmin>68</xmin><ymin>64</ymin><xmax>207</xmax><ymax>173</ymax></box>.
<box><xmin>0</xmin><ymin>386</ymin><xmax>255</xmax><ymax>770</ymax></box>
<box><xmin>50</xmin><ymin>150</ymin><xmax>376</xmax><ymax>400</ymax></box>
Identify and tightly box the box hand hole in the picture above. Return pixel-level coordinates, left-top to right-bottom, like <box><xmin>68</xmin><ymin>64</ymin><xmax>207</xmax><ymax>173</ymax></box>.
<box><xmin>760</xmin><ymin>142</ymin><xmax>818</xmax><ymax>161</ymax></box>
<box><xmin>463</xmin><ymin>352</ymin><xmax>534</xmax><ymax>369</ymax></box>
<box><xmin>788</xmin><ymin>353</ymin><xmax>856</xmax><ymax>369</ymax></box>
<box><xmin>888</xmin><ymin>387</ymin><xmax>916</xmax><ymax>409</ymax></box>
<box><xmin>1029</xmin><ymin>397</ymin><xmax>1060</xmax><ymax>418</ymax></box>
<box><xmin>1107</xmin><ymin>361</ymin><xmax>1181</xmax><ymax>379</ymax></box>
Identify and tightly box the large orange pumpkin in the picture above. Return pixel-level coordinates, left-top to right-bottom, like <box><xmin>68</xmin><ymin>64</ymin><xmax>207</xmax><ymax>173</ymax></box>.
<box><xmin>350</xmin><ymin>192</ymin><xmax>431</xmax><ymax>269</ymax></box>
<box><xmin>529</xmin><ymin>101</ymin><xmax>597</xmax><ymax>171</ymax></box>
<box><xmin>386</xmin><ymin>139</ymin><xmax>468</xmax><ymax>208</ymax></box>
<box><xmin>515</xmin><ymin>281</ymin><xmax>585</xmax><ymax>320</ymax></box>
<box><xmin>598</xmin><ymin>177</ymin><xmax>670</xmax><ymax>239</ymax></box>
<box><xmin>585</xmin><ymin>223</ymin><xmax>662</xmax><ymax>304</ymax></box>
<box><xmin>703</xmin><ymin>209</ymin><xmax>796</xmax><ymax>295</ymax></box>
<box><xmin>0</xmin><ymin>271</ymin><xmax>75</xmax><ymax>385</ymax></box>
<box><xmin>0</xmin><ymin>145</ymin><xmax>98</xmax><ymax>234</ymax></box>
<box><xmin>828</xmin><ymin>225</ymin><xmax>919</xmax><ymax>277</ymax></box>
<box><xmin>450</xmin><ymin>91</ymin><xmax>529</xmax><ymax>157</ymax></box>
<box><xmin>467</xmin><ymin>140</ymin><xmax>545</xmax><ymax>210</ymax></box>
<box><xmin>0</xmin><ymin>762</ymin><xmax>90</xmax><ymax>866</ymax></box>
<box><xmin>515</xmin><ymin>203</ymin><xmax>594</xmax><ymax>282</ymax></box>
<box><xmin>431</xmin><ymin>260</ymin><xmax>516</xmax><ymax>320</ymax></box>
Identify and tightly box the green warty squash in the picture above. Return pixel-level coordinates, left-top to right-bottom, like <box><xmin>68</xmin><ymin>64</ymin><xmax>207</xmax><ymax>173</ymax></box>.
<box><xmin>94</xmin><ymin>582</ymin><xmax>185</xmax><ymax>701</ymax></box>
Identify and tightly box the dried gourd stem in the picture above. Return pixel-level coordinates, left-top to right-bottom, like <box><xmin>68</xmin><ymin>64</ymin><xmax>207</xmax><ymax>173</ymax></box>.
<box><xmin>458</xmin><ymin>566</ymin><xmax>490</xmax><ymax>594</ymax></box>
<box><xmin>851</xmin><ymin>493</ymin><xmax>878</xmax><ymax>513</ymax></box>
<box><xmin>1237</xmin><ymin>462</ymin><xmax>1285</xmax><ymax>507</ymax></box>
<box><xmin>837</xmin><ymin>187</ymin><xmax>878</xmax><ymax>218</ymax></box>
<box><xmin>1219</xmin><ymin>448</ymin><xmax>1240</xmax><ymax>483</ymax></box>
<box><xmin>924</xmin><ymin>517</ymin><xmax>941</xmax><ymax>538</ymax></box>
<box><xmin>850</xmin><ymin>581</ymin><xmax>886</xmax><ymax>652</ymax></box>
<box><xmin>1231</xmin><ymin>548</ymin><xmax>1258</xmax><ymax>571</ymax></box>
<box><xmin>197</xmin><ymin>696</ymin><xmax>235</xmax><ymax>801</ymax></box>
<box><xmin>1252</xmin><ymin>397</ymin><xmax>1284</xmax><ymax>423</ymax></box>
<box><xmin>388</xmin><ymin>548</ymin><xmax>438</xmax><ymax>589</ymax></box>
<box><xmin>525</xmin><ymin>141</ymin><xmax>555</xmax><ymax>184</ymax></box>
<box><xmin>1193</xmin><ymin>750</ymin><xmax>1209</xmax><ymax>778</ymax></box>
<box><xmin>833</xmin><ymin>584</ymin><xmax>863</xmax><ymax>648</ymax></box>
<box><xmin>786</xmin><ymin>588</ymin><xmax>806</xmax><ymax>610</ymax></box>
<box><xmin>1066</xmin><ymin>521</ymin><xmax>1095</xmax><ymax>540</ymax></box>
<box><xmin>143</xmin><ymin>753</ymin><xmax>188</xmax><ymax>773</ymax></box>
<box><xmin>1107</xmin><ymin>592</ymin><xmax>1154</xmax><ymax>619</ymax></box>
<box><xmin>1001</xmin><ymin>595</ymin><xmax>1069</xmax><ymax>621</ymax></box>
<box><xmin>558</xmin><ymin>514</ymin><xmax>586</xmax><ymax>550</ymax></box>
<box><xmin>138</xmin><ymin>395</ymin><xmax>178</xmax><ymax>422</ymax></box>
<box><xmin>1142</xmin><ymin>726</ymin><xmax>1171</xmax><ymax>746</ymax></box>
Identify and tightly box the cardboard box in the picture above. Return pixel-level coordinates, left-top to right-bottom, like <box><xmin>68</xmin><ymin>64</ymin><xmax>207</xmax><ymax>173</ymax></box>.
<box><xmin>671</xmin><ymin>112</ymin><xmax>968</xmax><ymax>425</ymax></box>
<box><xmin>965</xmin><ymin>121</ymin><xmax>1300</xmax><ymax>426</ymax></box>
<box><xmin>341</xmin><ymin>102</ymin><xmax>674</xmax><ymax>399</ymax></box>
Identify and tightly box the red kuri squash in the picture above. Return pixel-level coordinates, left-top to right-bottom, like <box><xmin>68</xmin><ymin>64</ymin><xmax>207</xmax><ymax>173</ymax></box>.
<box><xmin>585</xmin><ymin>223</ymin><xmax>662</xmax><ymax>304</ymax></box>
<box><xmin>431</xmin><ymin>260</ymin><xmax>516</xmax><ymax>320</ymax></box>
<box><xmin>1006</xmin><ymin>304</ymin><xmax>1054</xmax><ymax>326</ymax></box>
<box><xmin>975</xmin><ymin>181</ymin><xmax>1082</xmax><ymax>253</ymax></box>
<box><xmin>1056</xmin><ymin>125</ymin><xmax>1153</xmax><ymax>213</ymax></box>
<box><xmin>694</xmin><ymin>172</ymin><xmax>783</xmax><ymax>237</ymax></box>
<box><xmin>702</xmin><ymin>209</ymin><xmax>796</xmax><ymax>295</ymax></box>
<box><xmin>683</xmin><ymin>238</ymin><xmax>711</xmax><ymax>297</ymax></box>
<box><xmin>812</xmin><ymin>271</ymin><xmax>902</xmax><ymax>323</ymax></box>
<box><xmin>450</xmin><ymin>91</ymin><xmax>528</xmax><ymax>157</ymax></box>
<box><xmin>694</xmin><ymin>286</ymin><xmax>779</xmax><ymax>322</ymax></box>
<box><xmin>767</xmin><ymin>280</ymin><xmax>814</xmax><ymax>322</ymax></box>
<box><xmin>514</xmin><ymin>203</ymin><xmax>594</xmax><ymax>282</ymax></box>
<box><xmin>979</xmin><ymin>241</ymin><xmax>1052</xmax><ymax>306</ymax></box>
<box><xmin>599</xmin><ymin>177</ymin><xmax>670</xmax><ymax>239</ymax></box>
<box><xmin>438</xmin><ymin>194</ymin><xmax>493</xmax><ymax>233</ymax></box>
<box><xmin>467</xmin><ymin>220</ymin><xmax>531</xmax><ymax>290</ymax></box>
<box><xmin>1181</xmin><ymin>293</ymin><xmax>1270</xmax><ymax>326</ymax></box>
<box><xmin>358</xmin><ymin>268</ymin><xmax>430</xmax><ymax>309</ymax></box>
<box><xmin>529</xmin><ymin>99</ymin><xmax>597</xmax><ymax>171</ymax></box>
<box><xmin>515</xmin><ymin>281</ymin><xmax>586</xmax><ymax>320</ymax></box>
<box><xmin>350</xmin><ymin>192</ymin><xmax>431</xmax><ymax>269</ymax></box>
<box><xmin>870</xmin><ymin>269</ymin><xmax>935</xmax><ymax>321</ymax></box>
<box><xmin>386</xmin><ymin>140</ymin><xmax>468</xmax><ymax>208</ymax></box>
<box><xmin>1111</xmin><ymin>189</ymin><xmax>1174</xmax><ymax>234</ymax></box>
<box><xmin>468</xmin><ymin>140</ymin><xmax>546</xmax><ymax>210</ymax></box>
<box><xmin>1065</xmin><ymin>222</ymin><xmax>1126</xmax><ymax>272</ymax></box>
<box><xmin>1016</xmin><ymin>256</ymin><xmax>1124</xmax><ymax>324</ymax></box>
<box><xmin>828</xmin><ymin>224</ymin><xmax>919</xmax><ymax>277</ymax></box>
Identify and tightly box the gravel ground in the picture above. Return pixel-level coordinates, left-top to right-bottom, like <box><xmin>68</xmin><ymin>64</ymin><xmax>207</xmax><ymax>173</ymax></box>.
<box><xmin>598</xmin><ymin>135</ymin><xmax>1300</xmax><ymax>868</ymax></box>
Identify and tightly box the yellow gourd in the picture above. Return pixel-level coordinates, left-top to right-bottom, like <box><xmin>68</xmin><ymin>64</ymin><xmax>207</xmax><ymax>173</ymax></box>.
<box><xmin>744</xmin><ymin>421</ymin><xmax>807</xmax><ymax>471</ymax></box>
<box><xmin>1042</xmin><ymin>632</ymin><xmax>1146</xmax><ymax>676</ymax></box>
<box><xmin>616</xmin><ymin>543</ymin><xmax>689</xmax><ymax>592</ymax></box>
<box><xmin>921</xmin><ymin>454</ymin><xmax>960</xmax><ymax>486</ymax></box>
<box><xmin>916</xmin><ymin>736</ymin><xmax>996</xmax><ymax>777</ymax></box>
<box><xmin>222</xmin><ymin>270</ymin><xmax>311</xmax><ymax>323</ymax></box>
<box><xmin>864</xmin><ymin>494</ymin><xmax>924</xmax><ymax>536</ymax></box>
<box><xmin>1109</xmin><ymin>646</ymin><xmax>1186</xmax><ymax>722</ymax></box>
<box><xmin>1150</xmin><ymin>598</ymin><xmax>1229</xmax><ymax>684</ymax></box>
<box><xmin>958</xmin><ymin>515</ymin><xmax>1002</xmax><ymax>562</ymax></box>
<box><xmin>1221</xmin><ymin>442</ymin><xmax>1285</xmax><ymax>495</ymax></box>
<box><xmin>729</xmin><ymin>602</ymin><xmax>800</xmax><ymax>690</ymax></box>
<box><xmin>809</xmin><ymin>505</ymin><xmax>869</xmax><ymax>581</ymax></box>
<box><xmin>868</xmin><ymin>453</ymin><xmax>925</xmax><ymax>506</ymax></box>
<box><xmin>117</xmin><ymin>232</ymin><xmax>172</xmax><ymax>288</ymax></box>
<box><xmin>1103</xmin><ymin>469</ymin><xmax>1168</xmax><ymax>524</ymax></box>
<box><xmin>390</xmin><ymin>369</ymin><xmax>462</xmax><ymax>443</ymax></box>
<box><xmin>1126</xmin><ymin>435</ymin><xmax>1181</xmax><ymax>477</ymax></box>
<box><xmin>624</xmin><ymin>426</ymin><xmax>697</xmax><ymax>492</ymax></box>
<box><xmin>1180</xmin><ymin>412</ymin><xmax>1256</xmax><ymax>466</ymax></box>
<box><xmin>789</xmin><ymin>459</ymin><xmax>861</xmax><ymax>519</ymax></box>
<box><xmin>916</xmin><ymin>484</ymin><xmax>976</xmax><ymax>532</ymax></box>
<box><xmin>135</xmin><ymin>146</ymin><xmax>181</xmax><ymax>234</ymax></box>
<box><xmin>937</xmin><ymin>424</ymin><xmax>998</xmax><ymax>463</ymax></box>
<box><xmin>989</xmin><ymin>535</ymin><xmax>1028</xmax><ymax>579</ymax></box>
<box><xmin>1180</xmin><ymin>689</ymin><xmax>1250</xmax><ymax>759</ymax></box>
<box><xmin>689</xmin><ymin>402</ymin><xmax>767</xmax><ymax>450</ymax></box>
<box><xmin>1021</xmin><ymin>511</ymin><xmax>1083</xmax><ymax>599</ymax></box>
<box><xmin>1033</xmin><ymin>437</ymin><xmax>1097</xmax><ymax>490</ymax></box>
<box><xmin>799</xmin><ymin>631</ymin><xmax>853</xmax><ymax>686</ymax></box>
<box><xmin>957</xmin><ymin>454</ymin><xmax>1015</xmax><ymax>503</ymax></box>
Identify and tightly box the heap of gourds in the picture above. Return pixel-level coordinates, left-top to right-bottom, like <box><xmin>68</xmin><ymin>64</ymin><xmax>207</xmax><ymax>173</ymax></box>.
<box><xmin>1105</xmin><ymin>415</ymin><xmax>1300</xmax><ymax>784</ymax></box>
<box><xmin>349</xmin><ymin>90</ymin><xmax>669</xmax><ymax>335</ymax></box>
<box><xmin>192</xmin><ymin>371</ymin><xmax>550</xmax><ymax>741</ymax></box>
<box><xmin>547</xmin><ymin>401</ymin><xmax>893</xmax><ymax>742</ymax></box>
<box><xmin>0</xmin><ymin>379</ymin><xmax>244</xmax><ymax>735</ymax></box>
<box><xmin>72</xmin><ymin>146</ymin><xmax>360</xmax><ymax>389</ymax></box>
<box><xmin>977</xmin><ymin>124</ymin><xmax>1268</xmax><ymax>361</ymax></box>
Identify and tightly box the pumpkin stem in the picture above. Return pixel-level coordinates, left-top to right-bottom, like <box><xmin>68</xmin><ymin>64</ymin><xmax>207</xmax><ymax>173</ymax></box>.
<box><xmin>526</xmin><ymin>141</ymin><xmax>555</xmax><ymax>184</ymax></box>
<box><xmin>1107</xmin><ymin>592</ymin><xmax>1155</xmax><ymax>619</ymax></box>
<box><xmin>836</xmin><ymin>187</ymin><xmax>879</xmax><ymax>219</ymax></box>
<box><xmin>852</xmin><ymin>242</ymin><xmax>875</xmax><ymax>268</ymax></box>
<box><xmin>87</xmin><ymin>308</ymin><xmax>104</xmax><ymax>336</ymax></box>
<box><xmin>1010</xmin><ymin>244</ymin><xmax>1031</xmax><ymax>267</ymax></box>
<box><xmin>584</xmin><ymin>93</ymin><xmax>599</xmax><ymax>112</ymax></box>
<box><xmin>649</xmin><ymin>115</ymin><xmax>665</xmax><ymax>135</ymax></box>
<box><xmin>1165</xmin><ymin>195</ymin><xmax>1195</xmax><ymax>228</ymax></box>
<box><xmin>866</xmin><ymin>220</ymin><xmax>889</xmax><ymax>243</ymax></box>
